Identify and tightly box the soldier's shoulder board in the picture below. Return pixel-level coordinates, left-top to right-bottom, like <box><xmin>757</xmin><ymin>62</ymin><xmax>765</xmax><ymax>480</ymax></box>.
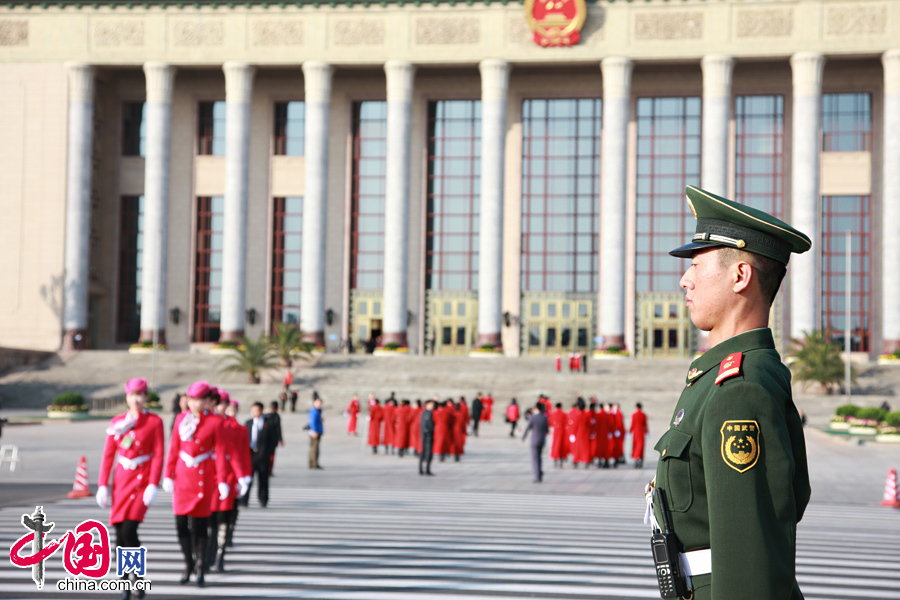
<box><xmin>715</xmin><ymin>352</ymin><xmax>743</xmax><ymax>385</ymax></box>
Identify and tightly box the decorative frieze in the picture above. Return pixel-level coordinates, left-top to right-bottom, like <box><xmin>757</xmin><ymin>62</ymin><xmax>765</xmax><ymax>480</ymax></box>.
<box><xmin>735</xmin><ymin>9</ymin><xmax>792</xmax><ymax>38</ymax></box>
<box><xmin>251</xmin><ymin>19</ymin><xmax>304</xmax><ymax>46</ymax></box>
<box><xmin>415</xmin><ymin>17</ymin><xmax>479</xmax><ymax>45</ymax></box>
<box><xmin>333</xmin><ymin>19</ymin><xmax>384</xmax><ymax>46</ymax></box>
<box><xmin>581</xmin><ymin>10</ymin><xmax>606</xmax><ymax>44</ymax></box>
<box><xmin>92</xmin><ymin>20</ymin><xmax>144</xmax><ymax>47</ymax></box>
<box><xmin>0</xmin><ymin>19</ymin><xmax>28</xmax><ymax>46</ymax></box>
<box><xmin>172</xmin><ymin>19</ymin><xmax>224</xmax><ymax>47</ymax></box>
<box><xmin>825</xmin><ymin>4</ymin><xmax>886</xmax><ymax>36</ymax></box>
<box><xmin>508</xmin><ymin>14</ymin><xmax>532</xmax><ymax>45</ymax></box>
<box><xmin>634</xmin><ymin>11</ymin><xmax>703</xmax><ymax>41</ymax></box>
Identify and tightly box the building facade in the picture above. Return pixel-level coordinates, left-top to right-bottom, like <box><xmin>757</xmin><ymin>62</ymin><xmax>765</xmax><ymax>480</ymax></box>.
<box><xmin>0</xmin><ymin>0</ymin><xmax>896</xmax><ymax>358</ymax></box>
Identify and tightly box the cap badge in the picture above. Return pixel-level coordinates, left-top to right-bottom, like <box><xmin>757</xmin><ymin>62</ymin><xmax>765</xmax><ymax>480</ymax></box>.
<box><xmin>673</xmin><ymin>409</ymin><xmax>685</xmax><ymax>428</ymax></box>
<box><xmin>687</xmin><ymin>368</ymin><xmax>702</xmax><ymax>380</ymax></box>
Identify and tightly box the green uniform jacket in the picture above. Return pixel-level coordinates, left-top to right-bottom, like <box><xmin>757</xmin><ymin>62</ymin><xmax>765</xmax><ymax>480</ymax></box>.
<box><xmin>653</xmin><ymin>328</ymin><xmax>810</xmax><ymax>600</ymax></box>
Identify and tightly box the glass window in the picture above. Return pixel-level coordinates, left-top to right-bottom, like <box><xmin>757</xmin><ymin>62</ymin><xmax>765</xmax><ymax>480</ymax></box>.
<box><xmin>351</xmin><ymin>101</ymin><xmax>387</xmax><ymax>290</ymax></box>
<box><xmin>198</xmin><ymin>101</ymin><xmax>226</xmax><ymax>156</ymax></box>
<box><xmin>274</xmin><ymin>101</ymin><xmax>305</xmax><ymax>156</ymax></box>
<box><xmin>122</xmin><ymin>102</ymin><xmax>145</xmax><ymax>157</ymax></box>
<box><xmin>561</xmin><ymin>328</ymin><xmax>571</xmax><ymax>347</ymax></box>
<box><xmin>529</xmin><ymin>326</ymin><xmax>540</xmax><ymax>346</ymax></box>
<box><xmin>635</xmin><ymin>97</ymin><xmax>701</xmax><ymax>292</ymax></box>
<box><xmin>457</xmin><ymin>302</ymin><xmax>466</xmax><ymax>317</ymax></box>
<box><xmin>531</xmin><ymin>302</ymin><xmax>540</xmax><ymax>317</ymax></box>
<box><xmin>271</xmin><ymin>197</ymin><xmax>303</xmax><ymax>326</ymax></box>
<box><xmin>577</xmin><ymin>327</ymin><xmax>588</xmax><ymax>347</ymax></box>
<box><xmin>547</xmin><ymin>303</ymin><xmax>557</xmax><ymax>318</ymax></box>
<box><xmin>654</xmin><ymin>329</ymin><xmax>664</xmax><ymax>348</ymax></box>
<box><xmin>456</xmin><ymin>326</ymin><xmax>466</xmax><ymax>345</ymax></box>
<box><xmin>546</xmin><ymin>327</ymin><xmax>557</xmax><ymax>347</ymax></box>
<box><xmin>668</xmin><ymin>329</ymin><xmax>678</xmax><ymax>349</ymax></box>
<box><xmin>735</xmin><ymin>95</ymin><xmax>785</xmax><ymax>219</ymax></box>
<box><xmin>821</xmin><ymin>196</ymin><xmax>871</xmax><ymax>351</ymax></box>
<box><xmin>426</xmin><ymin>100</ymin><xmax>481</xmax><ymax>291</ymax></box>
<box><xmin>117</xmin><ymin>195</ymin><xmax>143</xmax><ymax>343</ymax></box>
<box><xmin>194</xmin><ymin>196</ymin><xmax>225</xmax><ymax>342</ymax></box>
<box><xmin>443</xmin><ymin>326</ymin><xmax>452</xmax><ymax>345</ymax></box>
<box><xmin>822</xmin><ymin>93</ymin><xmax>872</xmax><ymax>152</ymax></box>
<box><xmin>521</xmin><ymin>98</ymin><xmax>601</xmax><ymax>293</ymax></box>
<box><xmin>359</xmin><ymin>302</ymin><xmax>368</xmax><ymax>316</ymax></box>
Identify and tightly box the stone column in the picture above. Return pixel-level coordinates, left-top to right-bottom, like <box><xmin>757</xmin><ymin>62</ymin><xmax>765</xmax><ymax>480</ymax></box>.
<box><xmin>476</xmin><ymin>59</ymin><xmax>510</xmax><ymax>348</ymax></box>
<box><xmin>139</xmin><ymin>62</ymin><xmax>176</xmax><ymax>347</ymax></box>
<box><xmin>701</xmin><ymin>55</ymin><xmax>734</xmax><ymax>196</ymax></box>
<box><xmin>789</xmin><ymin>52</ymin><xmax>825</xmax><ymax>339</ymax></box>
<box><xmin>219</xmin><ymin>62</ymin><xmax>255</xmax><ymax>343</ymax></box>
<box><xmin>62</xmin><ymin>63</ymin><xmax>96</xmax><ymax>351</ymax></box>
<box><xmin>300</xmin><ymin>61</ymin><xmax>334</xmax><ymax>348</ymax></box>
<box><xmin>882</xmin><ymin>50</ymin><xmax>900</xmax><ymax>353</ymax></box>
<box><xmin>598</xmin><ymin>57</ymin><xmax>633</xmax><ymax>351</ymax></box>
<box><xmin>381</xmin><ymin>60</ymin><xmax>415</xmax><ymax>346</ymax></box>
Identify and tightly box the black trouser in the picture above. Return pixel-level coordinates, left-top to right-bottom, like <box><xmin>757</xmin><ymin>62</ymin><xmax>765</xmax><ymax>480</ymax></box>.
<box><xmin>243</xmin><ymin>453</ymin><xmax>270</xmax><ymax>507</ymax></box>
<box><xmin>472</xmin><ymin>417</ymin><xmax>480</xmax><ymax>436</ymax></box>
<box><xmin>509</xmin><ymin>420</ymin><xmax>517</xmax><ymax>437</ymax></box>
<box><xmin>531</xmin><ymin>442</ymin><xmax>544</xmax><ymax>481</ymax></box>
<box><xmin>206</xmin><ymin>508</ymin><xmax>237</xmax><ymax>568</ymax></box>
<box><xmin>419</xmin><ymin>436</ymin><xmax>434</xmax><ymax>473</ymax></box>
<box><xmin>175</xmin><ymin>514</ymin><xmax>210</xmax><ymax>572</ymax></box>
<box><xmin>114</xmin><ymin>520</ymin><xmax>142</xmax><ymax>584</ymax></box>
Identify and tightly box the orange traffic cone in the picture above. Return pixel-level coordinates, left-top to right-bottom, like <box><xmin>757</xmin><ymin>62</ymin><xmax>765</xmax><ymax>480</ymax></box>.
<box><xmin>67</xmin><ymin>455</ymin><xmax>91</xmax><ymax>499</ymax></box>
<box><xmin>881</xmin><ymin>468</ymin><xmax>900</xmax><ymax>508</ymax></box>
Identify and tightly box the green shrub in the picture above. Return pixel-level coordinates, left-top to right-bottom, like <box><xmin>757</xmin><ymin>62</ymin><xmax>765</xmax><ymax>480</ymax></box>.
<box><xmin>147</xmin><ymin>390</ymin><xmax>161</xmax><ymax>405</ymax></box>
<box><xmin>857</xmin><ymin>407</ymin><xmax>887</xmax><ymax>423</ymax></box>
<box><xmin>52</xmin><ymin>392</ymin><xmax>85</xmax><ymax>407</ymax></box>
<box><xmin>884</xmin><ymin>412</ymin><xmax>900</xmax><ymax>427</ymax></box>
<box><xmin>835</xmin><ymin>404</ymin><xmax>860</xmax><ymax>418</ymax></box>
<box><xmin>606</xmin><ymin>345</ymin><xmax>622</xmax><ymax>353</ymax></box>
<box><xmin>480</xmin><ymin>343</ymin><xmax>495</xmax><ymax>350</ymax></box>
<box><xmin>893</xmin><ymin>350</ymin><xmax>900</xmax><ymax>359</ymax></box>
<box><xmin>787</xmin><ymin>330</ymin><xmax>856</xmax><ymax>392</ymax></box>
<box><xmin>215</xmin><ymin>340</ymin><xmax>238</xmax><ymax>349</ymax></box>
<box><xmin>298</xmin><ymin>341</ymin><xmax>316</xmax><ymax>353</ymax></box>
<box><xmin>384</xmin><ymin>342</ymin><xmax>401</xmax><ymax>350</ymax></box>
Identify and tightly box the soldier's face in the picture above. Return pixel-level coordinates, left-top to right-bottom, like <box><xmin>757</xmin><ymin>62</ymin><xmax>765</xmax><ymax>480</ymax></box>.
<box><xmin>680</xmin><ymin>248</ymin><xmax>733</xmax><ymax>331</ymax></box>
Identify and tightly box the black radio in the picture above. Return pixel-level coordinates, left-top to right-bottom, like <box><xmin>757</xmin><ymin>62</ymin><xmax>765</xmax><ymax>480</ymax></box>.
<box><xmin>650</xmin><ymin>488</ymin><xmax>690</xmax><ymax>598</ymax></box>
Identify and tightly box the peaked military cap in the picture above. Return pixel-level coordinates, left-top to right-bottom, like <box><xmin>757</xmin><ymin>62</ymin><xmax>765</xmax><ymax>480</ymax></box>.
<box><xmin>669</xmin><ymin>185</ymin><xmax>811</xmax><ymax>265</ymax></box>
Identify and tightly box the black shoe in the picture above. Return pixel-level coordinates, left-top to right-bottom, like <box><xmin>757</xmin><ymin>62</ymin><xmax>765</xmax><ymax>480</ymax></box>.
<box><xmin>316</xmin><ymin>466</ymin><xmax>323</xmax><ymax>470</ymax></box>
<box><xmin>454</xmin><ymin>455</ymin><xmax>460</xmax><ymax>462</ymax></box>
<box><xmin>196</xmin><ymin>571</ymin><xmax>205</xmax><ymax>587</ymax></box>
<box><xmin>119</xmin><ymin>590</ymin><xmax>131</xmax><ymax>600</ymax></box>
<box><xmin>426</xmin><ymin>471</ymin><xmax>434</xmax><ymax>476</ymax></box>
<box><xmin>179</xmin><ymin>562</ymin><xmax>194</xmax><ymax>584</ymax></box>
<box><xmin>216</xmin><ymin>554</ymin><xmax>225</xmax><ymax>572</ymax></box>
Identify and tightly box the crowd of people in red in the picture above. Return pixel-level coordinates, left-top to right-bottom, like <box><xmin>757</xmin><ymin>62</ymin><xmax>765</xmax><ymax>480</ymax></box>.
<box><xmin>542</xmin><ymin>397</ymin><xmax>649</xmax><ymax>468</ymax></box>
<box><xmin>349</xmin><ymin>391</ymin><xmax>495</xmax><ymax>461</ymax></box>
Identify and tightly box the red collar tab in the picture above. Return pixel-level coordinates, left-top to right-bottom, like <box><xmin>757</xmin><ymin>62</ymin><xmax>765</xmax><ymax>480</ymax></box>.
<box><xmin>715</xmin><ymin>352</ymin><xmax>743</xmax><ymax>386</ymax></box>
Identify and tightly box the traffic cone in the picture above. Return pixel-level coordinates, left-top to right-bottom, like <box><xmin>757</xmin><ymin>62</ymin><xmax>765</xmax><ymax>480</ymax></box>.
<box><xmin>67</xmin><ymin>455</ymin><xmax>91</xmax><ymax>499</ymax></box>
<box><xmin>880</xmin><ymin>468</ymin><xmax>900</xmax><ymax>508</ymax></box>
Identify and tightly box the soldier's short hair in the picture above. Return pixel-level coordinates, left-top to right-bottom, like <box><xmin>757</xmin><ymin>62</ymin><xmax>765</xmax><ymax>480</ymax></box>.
<box><xmin>717</xmin><ymin>247</ymin><xmax>787</xmax><ymax>306</ymax></box>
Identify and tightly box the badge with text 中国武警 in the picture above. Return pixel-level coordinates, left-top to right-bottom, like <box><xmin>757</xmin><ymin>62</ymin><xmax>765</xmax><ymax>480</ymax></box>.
<box><xmin>524</xmin><ymin>0</ymin><xmax>587</xmax><ymax>47</ymax></box>
<box><xmin>720</xmin><ymin>420</ymin><xmax>760</xmax><ymax>473</ymax></box>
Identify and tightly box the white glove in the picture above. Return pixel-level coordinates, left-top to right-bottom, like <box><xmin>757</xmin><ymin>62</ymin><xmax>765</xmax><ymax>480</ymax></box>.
<box><xmin>96</xmin><ymin>485</ymin><xmax>109</xmax><ymax>509</ymax></box>
<box><xmin>218</xmin><ymin>482</ymin><xmax>230</xmax><ymax>500</ymax></box>
<box><xmin>142</xmin><ymin>484</ymin><xmax>158</xmax><ymax>507</ymax></box>
<box><xmin>162</xmin><ymin>477</ymin><xmax>174</xmax><ymax>493</ymax></box>
<box><xmin>238</xmin><ymin>476</ymin><xmax>251</xmax><ymax>497</ymax></box>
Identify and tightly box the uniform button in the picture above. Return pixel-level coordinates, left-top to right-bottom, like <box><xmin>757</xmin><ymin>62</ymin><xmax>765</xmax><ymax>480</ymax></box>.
<box><xmin>199</xmin><ymin>481</ymin><xmax>203</xmax><ymax>486</ymax></box>
<box><xmin>130</xmin><ymin>494</ymin><xmax>135</xmax><ymax>499</ymax></box>
<box><xmin>199</xmin><ymin>469</ymin><xmax>204</xmax><ymax>475</ymax></box>
<box><xmin>137</xmin><ymin>474</ymin><xmax>142</xmax><ymax>480</ymax></box>
<box><xmin>136</xmin><ymin>441</ymin><xmax>141</xmax><ymax>446</ymax></box>
<box><xmin>200</xmin><ymin>446</ymin><xmax>205</xmax><ymax>451</ymax></box>
<box><xmin>198</xmin><ymin>493</ymin><xmax>203</xmax><ymax>498</ymax></box>
<box><xmin>661</xmin><ymin>449</ymin><xmax>667</xmax><ymax>457</ymax></box>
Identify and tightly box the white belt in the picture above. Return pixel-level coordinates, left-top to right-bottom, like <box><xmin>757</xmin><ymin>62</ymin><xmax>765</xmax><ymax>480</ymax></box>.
<box><xmin>179</xmin><ymin>451</ymin><xmax>211</xmax><ymax>468</ymax></box>
<box><xmin>680</xmin><ymin>548</ymin><xmax>711</xmax><ymax>577</ymax></box>
<box><xmin>117</xmin><ymin>454</ymin><xmax>152</xmax><ymax>470</ymax></box>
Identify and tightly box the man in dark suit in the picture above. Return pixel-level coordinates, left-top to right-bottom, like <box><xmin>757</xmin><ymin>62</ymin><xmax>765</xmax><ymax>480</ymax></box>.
<box><xmin>243</xmin><ymin>402</ymin><xmax>278</xmax><ymax>507</ymax></box>
<box><xmin>266</xmin><ymin>401</ymin><xmax>284</xmax><ymax>476</ymax></box>
<box><xmin>419</xmin><ymin>399</ymin><xmax>435</xmax><ymax>476</ymax></box>
<box><xmin>522</xmin><ymin>402</ymin><xmax>549</xmax><ymax>483</ymax></box>
<box><xmin>470</xmin><ymin>394</ymin><xmax>483</xmax><ymax>436</ymax></box>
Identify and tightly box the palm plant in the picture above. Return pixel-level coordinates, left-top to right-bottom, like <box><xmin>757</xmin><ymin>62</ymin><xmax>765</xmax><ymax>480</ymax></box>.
<box><xmin>218</xmin><ymin>333</ymin><xmax>278</xmax><ymax>384</ymax></box>
<box><xmin>787</xmin><ymin>330</ymin><xmax>856</xmax><ymax>394</ymax></box>
<box><xmin>269</xmin><ymin>322</ymin><xmax>313</xmax><ymax>368</ymax></box>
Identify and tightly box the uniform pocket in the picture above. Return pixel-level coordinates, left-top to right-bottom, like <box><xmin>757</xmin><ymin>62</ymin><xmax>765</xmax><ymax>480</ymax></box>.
<box><xmin>655</xmin><ymin>429</ymin><xmax>693</xmax><ymax>513</ymax></box>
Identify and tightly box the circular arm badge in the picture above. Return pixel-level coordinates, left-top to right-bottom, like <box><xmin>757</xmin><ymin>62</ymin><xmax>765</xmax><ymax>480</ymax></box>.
<box><xmin>720</xmin><ymin>420</ymin><xmax>760</xmax><ymax>473</ymax></box>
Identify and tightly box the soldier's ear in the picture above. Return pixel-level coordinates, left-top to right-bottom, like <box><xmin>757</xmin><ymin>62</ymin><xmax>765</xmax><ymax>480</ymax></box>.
<box><xmin>732</xmin><ymin>260</ymin><xmax>753</xmax><ymax>294</ymax></box>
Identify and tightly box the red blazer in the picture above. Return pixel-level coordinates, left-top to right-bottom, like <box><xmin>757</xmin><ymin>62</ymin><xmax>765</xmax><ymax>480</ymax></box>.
<box><xmin>367</xmin><ymin>404</ymin><xmax>383</xmax><ymax>447</ymax></box>
<box><xmin>164</xmin><ymin>411</ymin><xmax>229</xmax><ymax>517</ymax></box>
<box><xmin>433</xmin><ymin>407</ymin><xmax>451</xmax><ymax>455</ymax></box>
<box><xmin>382</xmin><ymin>404</ymin><xmax>396</xmax><ymax>447</ymax></box>
<box><xmin>548</xmin><ymin>409</ymin><xmax>566</xmax><ymax>460</ymax></box>
<box><xmin>394</xmin><ymin>405</ymin><xmax>411</xmax><ymax>450</ymax></box>
<box><xmin>98</xmin><ymin>410</ymin><xmax>165</xmax><ymax>525</ymax></box>
<box><xmin>213</xmin><ymin>417</ymin><xmax>251</xmax><ymax>512</ymax></box>
<box><xmin>409</xmin><ymin>407</ymin><xmax>422</xmax><ymax>453</ymax></box>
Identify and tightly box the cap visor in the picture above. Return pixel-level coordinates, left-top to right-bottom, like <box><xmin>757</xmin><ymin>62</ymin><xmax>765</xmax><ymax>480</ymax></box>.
<box><xmin>669</xmin><ymin>241</ymin><xmax>726</xmax><ymax>259</ymax></box>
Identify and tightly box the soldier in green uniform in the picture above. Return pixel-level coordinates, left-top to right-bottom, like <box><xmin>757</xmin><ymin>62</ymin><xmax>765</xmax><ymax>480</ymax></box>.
<box><xmin>650</xmin><ymin>185</ymin><xmax>812</xmax><ymax>599</ymax></box>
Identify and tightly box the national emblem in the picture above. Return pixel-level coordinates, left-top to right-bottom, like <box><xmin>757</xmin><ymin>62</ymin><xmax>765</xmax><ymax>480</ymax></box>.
<box><xmin>720</xmin><ymin>420</ymin><xmax>760</xmax><ymax>473</ymax></box>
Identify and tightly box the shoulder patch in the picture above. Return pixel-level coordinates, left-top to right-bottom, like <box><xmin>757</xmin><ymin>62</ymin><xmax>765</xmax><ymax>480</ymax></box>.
<box><xmin>715</xmin><ymin>352</ymin><xmax>743</xmax><ymax>385</ymax></box>
<box><xmin>720</xmin><ymin>420</ymin><xmax>760</xmax><ymax>473</ymax></box>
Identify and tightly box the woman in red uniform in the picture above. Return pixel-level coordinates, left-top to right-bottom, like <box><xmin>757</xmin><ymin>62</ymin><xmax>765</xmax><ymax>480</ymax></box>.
<box><xmin>548</xmin><ymin>402</ymin><xmax>566</xmax><ymax>467</ymax></box>
<box><xmin>97</xmin><ymin>377</ymin><xmax>164</xmax><ymax>600</ymax></box>
<box><xmin>345</xmin><ymin>394</ymin><xmax>361</xmax><ymax>435</ymax></box>
<box><xmin>367</xmin><ymin>395</ymin><xmax>383</xmax><ymax>453</ymax></box>
<box><xmin>162</xmin><ymin>381</ymin><xmax>229</xmax><ymax>587</ymax></box>
<box><xmin>409</xmin><ymin>399</ymin><xmax>423</xmax><ymax>455</ymax></box>
<box><xmin>432</xmin><ymin>399</ymin><xmax>450</xmax><ymax>461</ymax></box>
<box><xmin>381</xmin><ymin>398</ymin><xmax>396</xmax><ymax>454</ymax></box>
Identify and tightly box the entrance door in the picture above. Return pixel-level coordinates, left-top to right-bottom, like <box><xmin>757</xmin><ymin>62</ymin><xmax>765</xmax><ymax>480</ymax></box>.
<box><xmin>427</xmin><ymin>292</ymin><xmax>477</xmax><ymax>356</ymax></box>
<box><xmin>636</xmin><ymin>292</ymin><xmax>696</xmax><ymax>358</ymax></box>
<box><xmin>350</xmin><ymin>290</ymin><xmax>384</xmax><ymax>352</ymax></box>
<box><xmin>521</xmin><ymin>293</ymin><xmax>594</xmax><ymax>357</ymax></box>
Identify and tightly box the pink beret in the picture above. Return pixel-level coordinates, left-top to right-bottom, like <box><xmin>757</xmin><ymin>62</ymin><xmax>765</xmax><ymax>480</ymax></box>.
<box><xmin>187</xmin><ymin>381</ymin><xmax>211</xmax><ymax>399</ymax></box>
<box><xmin>219</xmin><ymin>389</ymin><xmax>230</xmax><ymax>404</ymax></box>
<box><xmin>125</xmin><ymin>378</ymin><xmax>148</xmax><ymax>395</ymax></box>
<box><xmin>229</xmin><ymin>399</ymin><xmax>239</xmax><ymax>409</ymax></box>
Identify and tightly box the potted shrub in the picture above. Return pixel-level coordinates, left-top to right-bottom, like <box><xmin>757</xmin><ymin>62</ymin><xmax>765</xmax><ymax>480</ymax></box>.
<box><xmin>848</xmin><ymin>406</ymin><xmax>885</xmax><ymax>436</ymax></box>
<box><xmin>47</xmin><ymin>392</ymin><xmax>90</xmax><ymax>419</ymax></box>
<box><xmin>210</xmin><ymin>339</ymin><xmax>240</xmax><ymax>354</ymax></box>
<box><xmin>268</xmin><ymin>322</ymin><xmax>313</xmax><ymax>367</ymax></box>
<box><xmin>830</xmin><ymin>404</ymin><xmax>859</xmax><ymax>430</ymax></box>
<box><xmin>218</xmin><ymin>333</ymin><xmax>277</xmax><ymax>383</ymax></box>
<box><xmin>877</xmin><ymin>411</ymin><xmax>900</xmax><ymax>442</ymax></box>
<box><xmin>373</xmin><ymin>341</ymin><xmax>409</xmax><ymax>355</ymax></box>
<box><xmin>877</xmin><ymin>349</ymin><xmax>900</xmax><ymax>365</ymax></box>
<box><xmin>128</xmin><ymin>339</ymin><xmax>167</xmax><ymax>354</ymax></box>
<box><xmin>469</xmin><ymin>343</ymin><xmax>504</xmax><ymax>358</ymax></box>
<box><xmin>146</xmin><ymin>389</ymin><xmax>162</xmax><ymax>411</ymax></box>
<box><xmin>593</xmin><ymin>345</ymin><xmax>629</xmax><ymax>359</ymax></box>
